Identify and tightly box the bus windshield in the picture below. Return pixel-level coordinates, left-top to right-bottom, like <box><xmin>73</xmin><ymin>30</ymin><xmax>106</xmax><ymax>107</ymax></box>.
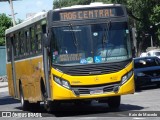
<box><xmin>51</xmin><ymin>22</ymin><xmax>131</xmax><ymax>65</ymax></box>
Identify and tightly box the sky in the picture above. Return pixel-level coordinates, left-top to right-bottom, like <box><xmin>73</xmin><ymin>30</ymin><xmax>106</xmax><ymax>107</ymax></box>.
<box><xmin>0</xmin><ymin>0</ymin><xmax>53</xmax><ymax>21</ymax></box>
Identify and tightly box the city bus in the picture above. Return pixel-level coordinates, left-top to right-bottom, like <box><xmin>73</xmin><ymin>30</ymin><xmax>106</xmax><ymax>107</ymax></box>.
<box><xmin>5</xmin><ymin>2</ymin><xmax>135</xmax><ymax>111</ymax></box>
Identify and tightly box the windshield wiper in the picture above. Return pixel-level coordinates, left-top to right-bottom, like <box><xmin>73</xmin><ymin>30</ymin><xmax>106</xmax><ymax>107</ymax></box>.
<box><xmin>69</xmin><ymin>23</ymin><xmax>79</xmax><ymax>53</ymax></box>
<box><xmin>102</xmin><ymin>20</ymin><xmax>111</xmax><ymax>47</ymax></box>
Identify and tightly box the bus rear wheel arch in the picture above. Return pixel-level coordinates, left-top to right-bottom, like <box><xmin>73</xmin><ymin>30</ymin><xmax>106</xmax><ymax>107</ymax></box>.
<box><xmin>19</xmin><ymin>81</ymin><xmax>40</xmax><ymax>110</ymax></box>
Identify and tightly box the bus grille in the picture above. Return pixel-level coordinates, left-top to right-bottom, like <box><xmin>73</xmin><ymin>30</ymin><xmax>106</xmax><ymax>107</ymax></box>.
<box><xmin>66</xmin><ymin>64</ymin><xmax>123</xmax><ymax>76</ymax></box>
<box><xmin>71</xmin><ymin>82</ymin><xmax>120</xmax><ymax>95</ymax></box>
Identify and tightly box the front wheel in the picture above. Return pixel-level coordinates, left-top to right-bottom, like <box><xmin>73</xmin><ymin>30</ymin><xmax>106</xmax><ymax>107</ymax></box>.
<box><xmin>108</xmin><ymin>96</ymin><xmax>121</xmax><ymax>109</ymax></box>
<box><xmin>42</xmin><ymin>91</ymin><xmax>60</xmax><ymax>112</ymax></box>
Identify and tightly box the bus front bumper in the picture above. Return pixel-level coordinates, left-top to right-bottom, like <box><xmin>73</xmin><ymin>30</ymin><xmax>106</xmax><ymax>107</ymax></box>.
<box><xmin>50</xmin><ymin>75</ymin><xmax>135</xmax><ymax>100</ymax></box>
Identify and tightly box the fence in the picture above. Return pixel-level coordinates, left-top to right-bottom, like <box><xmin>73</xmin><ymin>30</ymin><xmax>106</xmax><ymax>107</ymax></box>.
<box><xmin>0</xmin><ymin>46</ymin><xmax>6</xmax><ymax>77</ymax></box>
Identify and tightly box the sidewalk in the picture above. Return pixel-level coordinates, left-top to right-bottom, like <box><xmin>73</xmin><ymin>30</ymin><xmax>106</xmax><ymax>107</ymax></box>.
<box><xmin>0</xmin><ymin>75</ymin><xmax>8</xmax><ymax>88</ymax></box>
<box><xmin>0</xmin><ymin>81</ymin><xmax>8</xmax><ymax>88</ymax></box>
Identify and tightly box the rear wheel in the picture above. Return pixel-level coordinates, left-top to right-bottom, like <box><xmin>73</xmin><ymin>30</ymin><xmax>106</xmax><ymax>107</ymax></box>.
<box><xmin>108</xmin><ymin>96</ymin><xmax>121</xmax><ymax>109</ymax></box>
<box><xmin>20</xmin><ymin>84</ymin><xmax>40</xmax><ymax>110</ymax></box>
<box><xmin>19</xmin><ymin>84</ymin><xmax>30</xmax><ymax>110</ymax></box>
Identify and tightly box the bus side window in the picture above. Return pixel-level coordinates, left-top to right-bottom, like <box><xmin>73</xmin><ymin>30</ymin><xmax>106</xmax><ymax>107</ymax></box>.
<box><xmin>18</xmin><ymin>32</ymin><xmax>21</xmax><ymax>56</ymax></box>
<box><xmin>15</xmin><ymin>33</ymin><xmax>19</xmax><ymax>58</ymax></box>
<box><xmin>6</xmin><ymin>36</ymin><xmax>11</xmax><ymax>62</ymax></box>
<box><xmin>19</xmin><ymin>31</ymin><xmax>25</xmax><ymax>56</ymax></box>
<box><xmin>36</xmin><ymin>24</ymin><xmax>42</xmax><ymax>53</ymax></box>
<box><xmin>30</xmin><ymin>27</ymin><xmax>35</xmax><ymax>54</ymax></box>
<box><xmin>25</xmin><ymin>30</ymin><xmax>30</xmax><ymax>55</ymax></box>
<box><xmin>13</xmin><ymin>34</ymin><xmax>16</xmax><ymax>58</ymax></box>
<box><xmin>42</xmin><ymin>24</ymin><xmax>46</xmax><ymax>34</ymax></box>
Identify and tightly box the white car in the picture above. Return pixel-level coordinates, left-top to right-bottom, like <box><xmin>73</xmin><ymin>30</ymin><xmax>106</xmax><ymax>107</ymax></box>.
<box><xmin>140</xmin><ymin>52</ymin><xmax>147</xmax><ymax>57</ymax></box>
<box><xmin>147</xmin><ymin>50</ymin><xmax>160</xmax><ymax>59</ymax></box>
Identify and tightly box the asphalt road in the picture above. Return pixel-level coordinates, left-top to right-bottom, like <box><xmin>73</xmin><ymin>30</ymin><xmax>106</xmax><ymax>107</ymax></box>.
<box><xmin>0</xmin><ymin>86</ymin><xmax>160</xmax><ymax>120</ymax></box>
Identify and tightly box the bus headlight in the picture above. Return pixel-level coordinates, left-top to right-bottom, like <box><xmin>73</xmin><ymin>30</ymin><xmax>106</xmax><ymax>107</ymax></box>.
<box><xmin>121</xmin><ymin>70</ymin><xmax>133</xmax><ymax>84</ymax></box>
<box><xmin>53</xmin><ymin>76</ymin><xmax>71</xmax><ymax>89</ymax></box>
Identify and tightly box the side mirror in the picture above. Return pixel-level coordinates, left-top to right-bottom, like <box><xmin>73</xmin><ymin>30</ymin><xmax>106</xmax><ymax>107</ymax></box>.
<box><xmin>43</xmin><ymin>34</ymin><xmax>49</xmax><ymax>48</ymax></box>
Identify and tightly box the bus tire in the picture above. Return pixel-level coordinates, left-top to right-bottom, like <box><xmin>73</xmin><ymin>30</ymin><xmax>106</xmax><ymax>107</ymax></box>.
<box><xmin>41</xmin><ymin>81</ymin><xmax>50</xmax><ymax>111</ymax></box>
<box><xmin>43</xmin><ymin>94</ymin><xmax>60</xmax><ymax>112</ymax></box>
<box><xmin>41</xmin><ymin>80</ymin><xmax>60</xmax><ymax>112</ymax></box>
<box><xmin>19</xmin><ymin>84</ymin><xmax>30</xmax><ymax>110</ymax></box>
<box><xmin>44</xmin><ymin>98</ymin><xmax>60</xmax><ymax>112</ymax></box>
<box><xmin>44</xmin><ymin>100</ymin><xmax>57</xmax><ymax>112</ymax></box>
<box><xmin>107</xmin><ymin>96</ymin><xmax>121</xmax><ymax>109</ymax></box>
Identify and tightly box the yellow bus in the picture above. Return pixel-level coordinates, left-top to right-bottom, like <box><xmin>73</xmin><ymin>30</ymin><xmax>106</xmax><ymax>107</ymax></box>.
<box><xmin>5</xmin><ymin>3</ymin><xmax>135</xmax><ymax>111</ymax></box>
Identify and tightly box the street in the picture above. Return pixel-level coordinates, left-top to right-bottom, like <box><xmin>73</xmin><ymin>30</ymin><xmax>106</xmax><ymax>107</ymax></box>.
<box><xmin>0</xmin><ymin>85</ymin><xmax>160</xmax><ymax>120</ymax></box>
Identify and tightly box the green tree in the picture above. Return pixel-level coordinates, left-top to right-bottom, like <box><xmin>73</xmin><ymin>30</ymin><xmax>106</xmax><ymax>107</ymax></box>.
<box><xmin>53</xmin><ymin>0</ymin><xmax>112</xmax><ymax>9</ymax></box>
<box><xmin>111</xmin><ymin>0</ymin><xmax>160</xmax><ymax>54</ymax></box>
<box><xmin>150</xmin><ymin>5</ymin><xmax>160</xmax><ymax>45</ymax></box>
<box><xmin>53</xmin><ymin>0</ymin><xmax>160</xmax><ymax>55</ymax></box>
<box><xmin>0</xmin><ymin>13</ymin><xmax>12</xmax><ymax>46</ymax></box>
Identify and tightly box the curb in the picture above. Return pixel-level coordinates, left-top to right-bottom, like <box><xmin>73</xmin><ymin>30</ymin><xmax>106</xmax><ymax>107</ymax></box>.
<box><xmin>0</xmin><ymin>85</ymin><xmax>8</xmax><ymax>88</ymax></box>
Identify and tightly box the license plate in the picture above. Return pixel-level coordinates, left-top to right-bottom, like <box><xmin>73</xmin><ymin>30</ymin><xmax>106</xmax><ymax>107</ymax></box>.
<box><xmin>151</xmin><ymin>78</ymin><xmax>160</xmax><ymax>82</ymax></box>
<box><xmin>90</xmin><ymin>89</ymin><xmax>103</xmax><ymax>95</ymax></box>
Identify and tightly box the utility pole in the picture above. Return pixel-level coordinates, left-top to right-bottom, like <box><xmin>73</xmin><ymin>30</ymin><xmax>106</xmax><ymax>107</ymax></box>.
<box><xmin>0</xmin><ymin>0</ymin><xmax>19</xmax><ymax>26</ymax></box>
<box><xmin>8</xmin><ymin>0</ymin><xmax>16</xmax><ymax>26</ymax></box>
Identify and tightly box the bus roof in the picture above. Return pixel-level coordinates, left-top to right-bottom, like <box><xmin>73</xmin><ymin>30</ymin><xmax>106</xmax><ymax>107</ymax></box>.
<box><xmin>54</xmin><ymin>2</ymin><xmax>122</xmax><ymax>11</ymax></box>
<box><xmin>5</xmin><ymin>12</ymin><xmax>47</xmax><ymax>35</ymax></box>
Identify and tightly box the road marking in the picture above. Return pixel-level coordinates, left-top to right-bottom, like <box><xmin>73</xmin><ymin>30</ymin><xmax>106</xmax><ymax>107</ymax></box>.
<box><xmin>73</xmin><ymin>117</ymin><xmax>98</xmax><ymax>120</ymax></box>
<box><xmin>133</xmin><ymin>117</ymin><xmax>146</xmax><ymax>120</ymax></box>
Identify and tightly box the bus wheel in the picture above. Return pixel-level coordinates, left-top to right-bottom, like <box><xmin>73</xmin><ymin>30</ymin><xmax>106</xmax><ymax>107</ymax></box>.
<box><xmin>19</xmin><ymin>84</ymin><xmax>30</xmax><ymax>110</ymax></box>
<box><xmin>107</xmin><ymin>96</ymin><xmax>121</xmax><ymax>109</ymax></box>
<box><xmin>42</xmin><ymin>91</ymin><xmax>53</xmax><ymax>112</ymax></box>
<box><xmin>44</xmin><ymin>99</ymin><xmax>59</xmax><ymax>112</ymax></box>
<box><xmin>44</xmin><ymin>99</ymin><xmax>52</xmax><ymax>112</ymax></box>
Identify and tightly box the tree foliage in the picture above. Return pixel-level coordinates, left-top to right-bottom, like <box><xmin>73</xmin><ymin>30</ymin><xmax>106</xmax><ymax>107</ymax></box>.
<box><xmin>0</xmin><ymin>14</ymin><xmax>12</xmax><ymax>46</ymax></box>
<box><xmin>1</xmin><ymin>0</ymin><xmax>159</xmax><ymax>53</ymax></box>
<box><xmin>53</xmin><ymin>0</ymin><xmax>112</xmax><ymax>9</ymax></box>
<box><xmin>53</xmin><ymin>0</ymin><xmax>160</xmax><ymax>55</ymax></box>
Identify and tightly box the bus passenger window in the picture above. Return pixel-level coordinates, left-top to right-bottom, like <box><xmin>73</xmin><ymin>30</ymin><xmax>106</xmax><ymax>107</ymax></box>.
<box><xmin>19</xmin><ymin>31</ymin><xmax>25</xmax><ymax>56</ymax></box>
<box><xmin>25</xmin><ymin>30</ymin><xmax>30</xmax><ymax>55</ymax></box>
<box><xmin>15</xmin><ymin>33</ymin><xmax>19</xmax><ymax>57</ymax></box>
<box><xmin>6</xmin><ymin>37</ymin><xmax>11</xmax><ymax>62</ymax></box>
<box><xmin>30</xmin><ymin>27</ymin><xmax>35</xmax><ymax>53</ymax></box>
<box><xmin>36</xmin><ymin>24</ymin><xmax>42</xmax><ymax>52</ymax></box>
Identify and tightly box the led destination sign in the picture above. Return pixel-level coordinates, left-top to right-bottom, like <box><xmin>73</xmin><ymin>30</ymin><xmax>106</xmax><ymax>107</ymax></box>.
<box><xmin>53</xmin><ymin>7</ymin><xmax>124</xmax><ymax>21</ymax></box>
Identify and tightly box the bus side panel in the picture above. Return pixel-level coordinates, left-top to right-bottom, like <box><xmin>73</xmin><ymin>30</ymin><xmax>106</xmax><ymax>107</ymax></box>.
<box><xmin>14</xmin><ymin>55</ymin><xmax>44</xmax><ymax>103</ymax></box>
<box><xmin>6</xmin><ymin>63</ymin><xmax>15</xmax><ymax>98</ymax></box>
